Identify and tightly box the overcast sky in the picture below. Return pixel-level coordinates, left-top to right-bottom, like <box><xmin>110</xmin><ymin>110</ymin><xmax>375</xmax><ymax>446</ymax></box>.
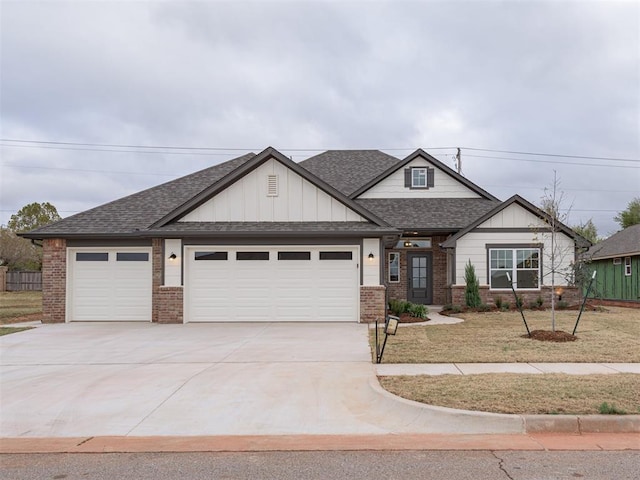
<box><xmin>1</xmin><ymin>0</ymin><xmax>638</xmax><ymax>237</ymax></box>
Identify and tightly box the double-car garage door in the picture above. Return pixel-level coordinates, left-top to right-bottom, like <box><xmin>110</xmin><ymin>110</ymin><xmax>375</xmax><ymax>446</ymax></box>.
<box><xmin>185</xmin><ymin>246</ymin><xmax>359</xmax><ymax>322</ymax></box>
<box><xmin>67</xmin><ymin>246</ymin><xmax>359</xmax><ymax>322</ymax></box>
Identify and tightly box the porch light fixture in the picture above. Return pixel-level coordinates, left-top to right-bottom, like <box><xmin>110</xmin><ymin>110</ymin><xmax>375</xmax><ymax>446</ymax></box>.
<box><xmin>168</xmin><ymin>252</ymin><xmax>177</xmax><ymax>260</ymax></box>
<box><xmin>368</xmin><ymin>252</ymin><xmax>375</xmax><ymax>260</ymax></box>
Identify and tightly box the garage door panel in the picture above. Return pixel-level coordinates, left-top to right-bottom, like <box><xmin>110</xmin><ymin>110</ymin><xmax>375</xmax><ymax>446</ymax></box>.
<box><xmin>186</xmin><ymin>246</ymin><xmax>358</xmax><ymax>323</ymax></box>
<box><xmin>69</xmin><ymin>248</ymin><xmax>152</xmax><ymax>322</ymax></box>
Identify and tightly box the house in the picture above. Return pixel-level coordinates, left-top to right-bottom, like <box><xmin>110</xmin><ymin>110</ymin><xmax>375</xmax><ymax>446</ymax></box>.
<box><xmin>22</xmin><ymin>147</ymin><xmax>588</xmax><ymax>324</ymax></box>
<box><xmin>584</xmin><ymin>224</ymin><xmax>640</xmax><ymax>304</ymax></box>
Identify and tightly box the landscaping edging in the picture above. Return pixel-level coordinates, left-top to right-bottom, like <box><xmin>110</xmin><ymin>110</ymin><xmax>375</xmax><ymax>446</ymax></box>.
<box><xmin>370</xmin><ymin>377</ymin><xmax>640</xmax><ymax>434</ymax></box>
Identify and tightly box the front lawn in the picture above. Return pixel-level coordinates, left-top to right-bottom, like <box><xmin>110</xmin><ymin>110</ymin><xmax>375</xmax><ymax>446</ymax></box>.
<box><xmin>0</xmin><ymin>326</ymin><xmax>34</xmax><ymax>336</ymax></box>
<box><xmin>379</xmin><ymin>373</ymin><xmax>640</xmax><ymax>415</ymax></box>
<box><xmin>0</xmin><ymin>291</ymin><xmax>43</xmax><ymax>324</ymax></box>
<box><xmin>370</xmin><ymin>307</ymin><xmax>640</xmax><ymax>363</ymax></box>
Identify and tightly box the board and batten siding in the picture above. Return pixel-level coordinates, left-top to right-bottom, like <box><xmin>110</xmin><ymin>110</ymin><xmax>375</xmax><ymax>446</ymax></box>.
<box><xmin>362</xmin><ymin>238</ymin><xmax>381</xmax><ymax>286</ymax></box>
<box><xmin>358</xmin><ymin>158</ymin><xmax>481</xmax><ymax>199</ymax></box>
<box><xmin>454</xmin><ymin>204</ymin><xmax>576</xmax><ymax>286</ymax></box>
<box><xmin>179</xmin><ymin>158</ymin><xmax>365</xmax><ymax>222</ymax></box>
<box><xmin>588</xmin><ymin>256</ymin><xmax>639</xmax><ymax>301</ymax></box>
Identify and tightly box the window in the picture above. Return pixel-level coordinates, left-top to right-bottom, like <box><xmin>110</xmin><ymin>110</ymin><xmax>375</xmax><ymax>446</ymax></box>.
<box><xmin>116</xmin><ymin>252</ymin><xmax>148</xmax><ymax>261</ymax></box>
<box><xmin>404</xmin><ymin>167</ymin><xmax>434</xmax><ymax>189</ymax></box>
<box><xmin>395</xmin><ymin>238</ymin><xmax>432</xmax><ymax>248</ymax></box>
<box><xmin>76</xmin><ymin>252</ymin><xmax>108</xmax><ymax>261</ymax></box>
<box><xmin>389</xmin><ymin>252</ymin><xmax>400</xmax><ymax>283</ymax></box>
<box><xmin>278</xmin><ymin>251</ymin><xmax>311</xmax><ymax>260</ymax></box>
<box><xmin>489</xmin><ymin>248</ymin><xmax>540</xmax><ymax>289</ymax></box>
<box><xmin>319</xmin><ymin>251</ymin><xmax>352</xmax><ymax>260</ymax></box>
<box><xmin>195</xmin><ymin>251</ymin><xmax>228</xmax><ymax>261</ymax></box>
<box><xmin>412</xmin><ymin>168</ymin><xmax>427</xmax><ymax>188</ymax></box>
<box><xmin>625</xmin><ymin>257</ymin><xmax>632</xmax><ymax>276</ymax></box>
<box><xmin>613</xmin><ymin>257</ymin><xmax>622</xmax><ymax>265</ymax></box>
<box><xmin>237</xmin><ymin>251</ymin><xmax>269</xmax><ymax>260</ymax></box>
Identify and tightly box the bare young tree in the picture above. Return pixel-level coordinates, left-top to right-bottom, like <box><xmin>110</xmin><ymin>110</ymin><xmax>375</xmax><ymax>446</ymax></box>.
<box><xmin>535</xmin><ymin>171</ymin><xmax>575</xmax><ymax>332</ymax></box>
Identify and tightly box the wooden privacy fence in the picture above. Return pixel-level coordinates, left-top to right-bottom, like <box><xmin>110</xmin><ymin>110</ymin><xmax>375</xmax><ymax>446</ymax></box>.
<box><xmin>4</xmin><ymin>271</ymin><xmax>43</xmax><ymax>291</ymax></box>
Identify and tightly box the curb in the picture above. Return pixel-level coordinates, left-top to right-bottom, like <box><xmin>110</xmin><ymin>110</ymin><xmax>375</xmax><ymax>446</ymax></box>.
<box><xmin>370</xmin><ymin>378</ymin><xmax>640</xmax><ymax>434</ymax></box>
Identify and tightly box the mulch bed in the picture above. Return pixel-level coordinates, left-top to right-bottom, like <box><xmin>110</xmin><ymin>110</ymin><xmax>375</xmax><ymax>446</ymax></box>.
<box><xmin>523</xmin><ymin>329</ymin><xmax>578</xmax><ymax>342</ymax></box>
<box><xmin>0</xmin><ymin>313</ymin><xmax>43</xmax><ymax>325</ymax></box>
<box><xmin>398</xmin><ymin>313</ymin><xmax>429</xmax><ymax>323</ymax></box>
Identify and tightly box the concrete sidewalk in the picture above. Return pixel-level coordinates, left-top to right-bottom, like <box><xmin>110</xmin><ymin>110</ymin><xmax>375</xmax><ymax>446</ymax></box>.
<box><xmin>376</xmin><ymin>362</ymin><xmax>640</xmax><ymax>376</ymax></box>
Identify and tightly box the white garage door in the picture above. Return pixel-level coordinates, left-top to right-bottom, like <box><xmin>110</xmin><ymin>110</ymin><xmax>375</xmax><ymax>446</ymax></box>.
<box><xmin>67</xmin><ymin>248</ymin><xmax>152</xmax><ymax>321</ymax></box>
<box><xmin>184</xmin><ymin>246</ymin><xmax>359</xmax><ymax>322</ymax></box>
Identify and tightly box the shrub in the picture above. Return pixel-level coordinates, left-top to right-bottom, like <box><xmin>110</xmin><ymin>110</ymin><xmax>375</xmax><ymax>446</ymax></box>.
<box><xmin>494</xmin><ymin>296</ymin><xmax>503</xmax><ymax>309</ymax></box>
<box><xmin>464</xmin><ymin>261</ymin><xmax>482</xmax><ymax>308</ymax></box>
<box><xmin>535</xmin><ymin>296</ymin><xmax>544</xmax><ymax>308</ymax></box>
<box><xmin>515</xmin><ymin>296</ymin><xmax>524</xmax><ymax>310</ymax></box>
<box><xmin>448</xmin><ymin>304</ymin><xmax>464</xmax><ymax>314</ymax></box>
<box><xmin>388</xmin><ymin>299</ymin><xmax>410</xmax><ymax>316</ymax></box>
<box><xmin>477</xmin><ymin>303</ymin><xmax>492</xmax><ymax>312</ymax></box>
<box><xmin>558</xmin><ymin>300</ymin><xmax>569</xmax><ymax>310</ymax></box>
<box><xmin>598</xmin><ymin>402</ymin><xmax>626</xmax><ymax>415</ymax></box>
<box><xmin>408</xmin><ymin>303</ymin><xmax>427</xmax><ymax>319</ymax></box>
<box><xmin>501</xmin><ymin>301</ymin><xmax>511</xmax><ymax>311</ymax></box>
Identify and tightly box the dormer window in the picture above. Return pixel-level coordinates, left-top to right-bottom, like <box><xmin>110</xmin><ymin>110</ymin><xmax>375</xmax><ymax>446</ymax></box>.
<box><xmin>404</xmin><ymin>167</ymin><xmax>435</xmax><ymax>189</ymax></box>
<box><xmin>412</xmin><ymin>168</ymin><xmax>427</xmax><ymax>188</ymax></box>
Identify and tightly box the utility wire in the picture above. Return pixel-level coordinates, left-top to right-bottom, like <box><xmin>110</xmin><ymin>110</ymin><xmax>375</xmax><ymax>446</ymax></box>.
<box><xmin>463</xmin><ymin>153</ymin><xmax>640</xmax><ymax>169</ymax></box>
<box><xmin>2</xmin><ymin>138</ymin><xmax>638</xmax><ymax>162</ymax></box>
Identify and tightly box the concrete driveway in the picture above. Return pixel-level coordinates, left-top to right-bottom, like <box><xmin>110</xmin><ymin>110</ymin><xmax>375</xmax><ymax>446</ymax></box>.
<box><xmin>1</xmin><ymin>322</ymin><xmax>522</xmax><ymax>438</ymax></box>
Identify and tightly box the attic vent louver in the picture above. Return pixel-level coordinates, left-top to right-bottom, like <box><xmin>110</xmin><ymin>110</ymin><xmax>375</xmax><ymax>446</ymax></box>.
<box><xmin>267</xmin><ymin>174</ymin><xmax>278</xmax><ymax>196</ymax></box>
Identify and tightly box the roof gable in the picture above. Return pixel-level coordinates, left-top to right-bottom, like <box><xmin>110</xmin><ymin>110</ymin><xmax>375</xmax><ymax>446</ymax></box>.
<box><xmin>153</xmin><ymin>147</ymin><xmax>390</xmax><ymax>228</ymax></box>
<box><xmin>351</xmin><ymin>149</ymin><xmax>499</xmax><ymax>201</ymax></box>
<box><xmin>441</xmin><ymin>194</ymin><xmax>590</xmax><ymax>248</ymax></box>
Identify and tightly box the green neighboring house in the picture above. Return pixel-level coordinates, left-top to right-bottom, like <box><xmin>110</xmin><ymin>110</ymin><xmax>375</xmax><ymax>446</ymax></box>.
<box><xmin>585</xmin><ymin>224</ymin><xmax>639</xmax><ymax>303</ymax></box>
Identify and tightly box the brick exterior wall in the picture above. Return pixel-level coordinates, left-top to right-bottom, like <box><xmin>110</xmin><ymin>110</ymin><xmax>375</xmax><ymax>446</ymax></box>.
<box><xmin>157</xmin><ymin>286</ymin><xmax>184</xmax><ymax>323</ymax></box>
<box><xmin>151</xmin><ymin>238</ymin><xmax>163</xmax><ymax>323</ymax></box>
<box><xmin>42</xmin><ymin>238</ymin><xmax>66</xmax><ymax>323</ymax></box>
<box><xmin>360</xmin><ymin>285</ymin><xmax>386</xmax><ymax>323</ymax></box>
<box><xmin>450</xmin><ymin>285</ymin><xmax>582</xmax><ymax>307</ymax></box>
<box><xmin>385</xmin><ymin>235</ymin><xmax>448</xmax><ymax>305</ymax></box>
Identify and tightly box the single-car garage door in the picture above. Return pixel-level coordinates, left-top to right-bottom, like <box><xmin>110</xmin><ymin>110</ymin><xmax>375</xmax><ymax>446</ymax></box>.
<box><xmin>67</xmin><ymin>247</ymin><xmax>152</xmax><ymax>321</ymax></box>
<box><xmin>184</xmin><ymin>246</ymin><xmax>359</xmax><ymax>322</ymax></box>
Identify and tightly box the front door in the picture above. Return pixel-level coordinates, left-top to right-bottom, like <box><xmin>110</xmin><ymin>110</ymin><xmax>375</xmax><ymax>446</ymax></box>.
<box><xmin>407</xmin><ymin>252</ymin><xmax>433</xmax><ymax>304</ymax></box>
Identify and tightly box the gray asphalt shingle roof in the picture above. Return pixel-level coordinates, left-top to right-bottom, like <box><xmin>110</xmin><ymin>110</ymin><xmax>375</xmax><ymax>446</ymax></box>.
<box><xmin>356</xmin><ymin>198</ymin><xmax>500</xmax><ymax>231</ymax></box>
<box><xmin>22</xmin><ymin>149</ymin><xmax>506</xmax><ymax>238</ymax></box>
<box><xmin>587</xmin><ymin>224</ymin><xmax>640</xmax><ymax>259</ymax></box>
<box><xmin>25</xmin><ymin>153</ymin><xmax>256</xmax><ymax>236</ymax></box>
<box><xmin>299</xmin><ymin>150</ymin><xmax>402</xmax><ymax>196</ymax></box>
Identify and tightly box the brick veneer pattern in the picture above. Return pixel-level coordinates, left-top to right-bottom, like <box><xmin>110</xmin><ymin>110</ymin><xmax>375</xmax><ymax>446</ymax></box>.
<box><xmin>157</xmin><ymin>286</ymin><xmax>184</xmax><ymax>323</ymax></box>
<box><xmin>450</xmin><ymin>285</ymin><xmax>582</xmax><ymax>307</ymax></box>
<box><xmin>360</xmin><ymin>285</ymin><xmax>386</xmax><ymax>323</ymax></box>
<box><xmin>151</xmin><ymin>238</ymin><xmax>163</xmax><ymax>323</ymax></box>
<box><xmin>42</xmin><ymin>238</ymin><xmax>66</xmax><ymax>323</ymax></box>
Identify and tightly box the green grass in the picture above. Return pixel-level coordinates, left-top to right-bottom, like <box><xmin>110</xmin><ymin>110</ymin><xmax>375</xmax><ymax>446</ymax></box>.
<box><xmin>0</xmin><ymin>326</ymin><xmax>34</xmax><ymax>336</ymax></box>
<box><xmin>0</xmin><ymin>291</ymin><xmax>43</xmax><ymax>323</ymax></box>
<box><xmin>370</xmin><ymin>307</ymin><xmax>640</xmax><ymax>363</ymax></box>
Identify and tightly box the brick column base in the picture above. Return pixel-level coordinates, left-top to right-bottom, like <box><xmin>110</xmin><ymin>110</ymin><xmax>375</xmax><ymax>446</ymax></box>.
<box><xmin>157</xmin><ymin>286</ymin><xmax>183</xmax><ymax>324</ymax></box>
<box><xmin>360</xmin><ymin>285</ymin><xmax>386</xmax><ymax>323</ymax></box>
<box><xmin>42</xmin><ymin>238</ymin><xmax>66</xmax><ymax>323</ymax></box>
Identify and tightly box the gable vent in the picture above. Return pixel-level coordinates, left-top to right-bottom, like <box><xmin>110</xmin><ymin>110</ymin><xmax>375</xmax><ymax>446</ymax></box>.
<box><xmin>267</xmin><ymin>174</ymin><xmax>278</xmax><ymax>196</ymax></box>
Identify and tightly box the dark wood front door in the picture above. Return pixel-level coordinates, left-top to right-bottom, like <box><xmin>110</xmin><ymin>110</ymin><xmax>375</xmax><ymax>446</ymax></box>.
<box><xmin>407</xmin><ymin>252</ymin><xmax>433</xmax><ymax>304</ymax></box>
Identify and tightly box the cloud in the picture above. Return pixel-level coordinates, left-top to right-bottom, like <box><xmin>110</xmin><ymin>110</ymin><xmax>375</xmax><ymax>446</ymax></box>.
<box><xmin>1</xmin><ymin>0</ymin><xmax>638</xmax><ymax>236</ymax></box>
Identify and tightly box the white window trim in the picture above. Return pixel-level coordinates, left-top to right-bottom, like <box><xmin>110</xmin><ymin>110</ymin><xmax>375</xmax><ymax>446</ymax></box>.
<box><xmin>489</xmin><ymin>247</ymin><xmax>541</xmax><ymax>290</ymax></box>
<box><xmin>625</xmin><ymin>256</ymin><xmax>632</xmax><ymax>276</ymax></box>
<box><xmin>411</xmin><ymin>167</ymin><xmax>427</xmax><ymax>188</ymax></box>
<box><xmin>388</xmin><ymin>252</ymin><xmax>400</xmax><ymax>283</ymax></box>
<box><xmin>613</xmin><ymin>257</ymin><xmax>622</xmax><ymax>265</ymax></box>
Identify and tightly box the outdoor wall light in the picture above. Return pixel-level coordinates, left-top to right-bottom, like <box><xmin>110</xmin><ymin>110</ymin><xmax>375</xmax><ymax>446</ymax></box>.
<box><xmin>555</xmin><ymin>287</ymin><xmax>564</xmax><ymax>301</ymax></box>
<box><xmin>168</xmin><ymin>253</ymin><xmax>177</xmax><ymax>260</ymax></box>
<box><xmin>368</xmin><ymin>252</ymin><xmax>375</xmax><ymax>260</ymax></box>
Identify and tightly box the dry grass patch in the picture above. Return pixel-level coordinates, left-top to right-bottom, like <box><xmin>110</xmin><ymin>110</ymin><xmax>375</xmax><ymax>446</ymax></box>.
<box><xmin>370</xmin><ymin>307</ymin><xmax>640</xmax><ymax>363</ymax></box>
<box><xmin>379</xmin><ymin>373</ymin><xmax>640</xmax><ymax>415</ymax></box>
<box><xmin>0</xmin><ymin>291</ymin><xmax>43</xmax><ymax>324</ymax></box>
